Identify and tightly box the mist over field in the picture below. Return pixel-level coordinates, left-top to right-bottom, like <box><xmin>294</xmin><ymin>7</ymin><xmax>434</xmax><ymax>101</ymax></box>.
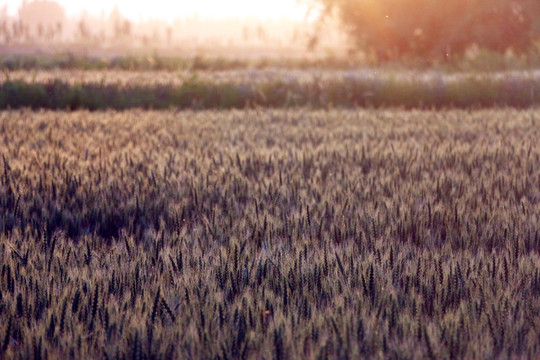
<box><xmin>0</xmin><ymin>0</ymin><xmax>337</xmax><ymax>58</ymax></box>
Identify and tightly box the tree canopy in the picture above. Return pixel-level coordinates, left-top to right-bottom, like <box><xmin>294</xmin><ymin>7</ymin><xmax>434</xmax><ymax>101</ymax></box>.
<box><xmin>315</xmin><ymin>0</ymin><xmax>540</xmax><ymax>60</ymax></box>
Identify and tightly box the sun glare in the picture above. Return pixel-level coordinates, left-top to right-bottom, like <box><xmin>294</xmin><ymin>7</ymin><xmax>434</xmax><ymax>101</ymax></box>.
<box><xmin>5</xmin><ymin>0</ymin><xmax>307</xmax><ymax>21</ymax></box>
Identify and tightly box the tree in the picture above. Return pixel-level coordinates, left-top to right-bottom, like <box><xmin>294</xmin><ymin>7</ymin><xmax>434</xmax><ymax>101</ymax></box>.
<box><xmin>313</xmin><ymin>0</ymin><xmax>539</xmax><ymax>61</ymax></box>
<box><xmin>18</xmin><ymin>0</ymin><xmax>66</xmax><ymax>41</ymax></box>
<box><xmin>78</xmin><ymin>19</ymin><xmax>91</xmax><ymax>41</ymax></box>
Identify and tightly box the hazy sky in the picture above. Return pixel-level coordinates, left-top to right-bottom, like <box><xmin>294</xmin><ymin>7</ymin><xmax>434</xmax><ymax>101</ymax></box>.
<box><xmin>4</xmin><ymin>0</ymin><xmax>309</xmax><ymax>21</ymax></box>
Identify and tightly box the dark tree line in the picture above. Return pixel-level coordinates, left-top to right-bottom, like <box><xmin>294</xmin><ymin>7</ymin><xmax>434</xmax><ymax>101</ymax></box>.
<box><xmin>315</xmin><ymin>0</ymin><xmax>540</xmax><ymax>60</ymax></box>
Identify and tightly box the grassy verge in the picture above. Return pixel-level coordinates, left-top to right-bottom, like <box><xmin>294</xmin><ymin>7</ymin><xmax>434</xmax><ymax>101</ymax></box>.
<box><xmin>1</xmin><ymin>109</ymin><xmax>539</xmax><ymax>358</ymax></box>
<box><xmin>2</xmin><ymin>50</ymin><xmax>540</xmax><ymax>72</ymax></box>
<box><xmin>2</xmin><ymin>72</ymin><xmax>540</xmax><ymax>109</ymax></box>
<box><xmin>0</xmin><ymin>54</ymin><xmax>363</xmax><ymax>72</ymax></box>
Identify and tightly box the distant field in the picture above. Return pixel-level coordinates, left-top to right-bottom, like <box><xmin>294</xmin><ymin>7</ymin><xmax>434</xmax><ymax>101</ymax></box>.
<box><xmin>1</xmin><ymin>109</ymin><xmax>539</xmax><ymax>359</ymax></box>
<box><xmin>7</xmin><ymin>68</ymin><xmax>540</xmax><ymax>85</ymax></box>
<box><xmin>3</xmin><ymin>69</ymin><xmax>540</xmax><ymax>109</ymax></box>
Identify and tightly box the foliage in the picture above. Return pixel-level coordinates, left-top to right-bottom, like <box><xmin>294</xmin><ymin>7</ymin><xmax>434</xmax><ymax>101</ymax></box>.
<box><xmin>1</xmin><ymin>109</ymin><xmax>540</xmax><ymax>358</ymax></box>
<box><xmin>315</xmin><ymin>0</ymin><xmax>540</xmax><ymax>60</ymax></box>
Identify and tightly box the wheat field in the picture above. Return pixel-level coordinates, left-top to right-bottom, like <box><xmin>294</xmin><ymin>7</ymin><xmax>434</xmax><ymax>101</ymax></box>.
<box><xmin>1</xmin><ymin>108</ymin><xmax>540</xmax><ymax>359</ymax></box>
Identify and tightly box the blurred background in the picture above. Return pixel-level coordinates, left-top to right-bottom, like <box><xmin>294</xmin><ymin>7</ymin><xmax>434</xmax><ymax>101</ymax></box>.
<box><xmin>2</xmin><ymin>1</ymin><xmax>540</xmax><ymax>66</ymax></box>
<box><xmin>0</xmin><ymin>0</ymin><xmax>347</xmax><ymax>58</ymax></box>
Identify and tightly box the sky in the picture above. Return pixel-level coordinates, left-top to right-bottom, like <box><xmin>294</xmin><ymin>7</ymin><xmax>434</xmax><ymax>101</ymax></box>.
<box><xmin>3</xmin><ymin>0</ymin><xmax>309</xmax><ymax>21</ymax></box>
